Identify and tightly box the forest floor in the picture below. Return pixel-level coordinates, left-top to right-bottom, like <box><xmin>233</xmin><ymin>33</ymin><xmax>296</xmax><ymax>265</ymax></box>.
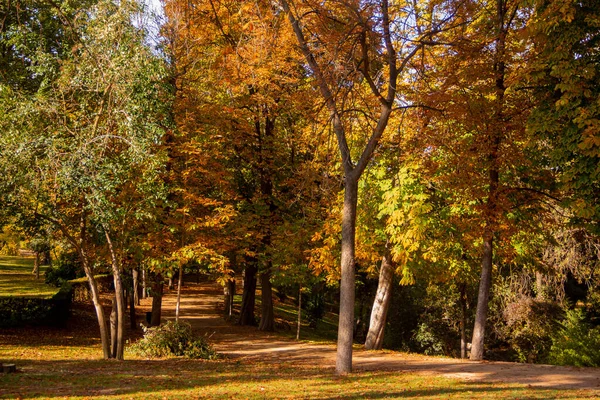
<box><xmin>152</xmin><ymin>282</ymin><xmax>600</xmax><ymax>390</ymax></box>
<box><xmin>2</xmin><ymin>279</ymin><xmax>600</xmax><ymax>399</ymax></box>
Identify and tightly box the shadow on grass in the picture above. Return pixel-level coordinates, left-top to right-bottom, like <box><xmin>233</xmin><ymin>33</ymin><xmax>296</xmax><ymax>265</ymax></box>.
<box><xmin>0</xmin><ymin>359</ymin><xmax>593</xmax><ymax>399</ymax></box>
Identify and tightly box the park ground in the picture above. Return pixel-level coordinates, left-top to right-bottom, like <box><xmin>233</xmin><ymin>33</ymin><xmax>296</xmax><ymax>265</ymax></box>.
<box><xmin>2</xmin><ymin>257</ymin><xmax>600</xmax><ymax>399</ymax></box>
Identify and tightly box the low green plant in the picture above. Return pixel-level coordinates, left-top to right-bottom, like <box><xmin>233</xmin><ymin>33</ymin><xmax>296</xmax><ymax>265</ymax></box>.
<box><xmin>130</xmin><ymin>320</ymin><xmax>218</xmax><ymax>359</ymax></box>
<box><xmin>548</xmin><ymin>308</ymin><xmax>600</xmax><ymax>367</ymax></box>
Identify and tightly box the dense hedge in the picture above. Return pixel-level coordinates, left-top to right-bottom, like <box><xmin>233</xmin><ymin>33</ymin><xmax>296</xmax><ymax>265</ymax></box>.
<box><xmin>0</xmin><ymin>284</ymin><xmax>72</xmax><ymax>328</ymax></box>
<box><xmin>69</xmin><ymin>274</ymin><xmax>112</xmax><ymax>303</ymax></box>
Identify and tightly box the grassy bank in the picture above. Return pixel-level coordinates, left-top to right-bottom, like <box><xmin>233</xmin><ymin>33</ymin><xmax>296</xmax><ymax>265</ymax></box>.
<box><xmin>0</xmin><ymin>256</ymin><xmax>57</xmax><ymax>298</ymax></box>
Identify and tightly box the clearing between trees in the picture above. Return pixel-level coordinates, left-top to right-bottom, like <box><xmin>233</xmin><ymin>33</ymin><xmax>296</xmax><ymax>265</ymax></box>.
<box><xmin>159</xmin><ymin>283</ymin><xmax>600</xmax><ymax>390</ymax></box>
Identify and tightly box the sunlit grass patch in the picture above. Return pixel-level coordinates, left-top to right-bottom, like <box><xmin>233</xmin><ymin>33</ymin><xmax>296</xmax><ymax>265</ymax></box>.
<box><xmin>0</xmin><ymin>256</ymin><xmax>57</xmax><ymax>298</ymax></box>
<box><xmin>0</xmin><ymin>354</ymin><xmax>598</xmax><ymax>399</ymax></box>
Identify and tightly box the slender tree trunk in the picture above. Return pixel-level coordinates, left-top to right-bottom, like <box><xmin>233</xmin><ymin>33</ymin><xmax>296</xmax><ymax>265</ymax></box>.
<box><xmin>224</xmin><ymin>278</ymin><xmax>235</xmax><ymax>318</ymax></box>
<box><xmin>470</xmin><ymin>233</ymin><xmax>494</xmax><ymax>361</ymax></box>
<box><xmin>259</xmin><ymin>268</ymin><xmax>275</xmax><ymax>331</ymax></box>
<box><xmin>133</xmin><ymin>268</ymin><xmax>139</xmax><ymax>306</ymax></box>
<box><xmin>110</xmin><ymin>297</ymin><xmax>118</xmax><ymax>358</ymax></box>
<box><xmin>365</xmin><ymin>245</ymin><xmax>394</xmax><ymax>350</ymax></box>
<box><xmin>129</xmin><ymin>286</ymin><xmax>136</xmax><ymax>330</ymax></box>
<box><xmin>105</xmin><ymin>230</ymin><xmax>125</xmax><ymax>360</ymax></box>
<box><xmin>337</xmin><ymin>176</ymin><xmax>359</xmax><ymax>373</ymax></box>
<box><xmin>460</xmin><ymin>283</ymin><xmax>467</xmax><ymax>359</ymax></box>
<box><xmin>238</xmin><ymin>264</ymin><xmax>257</xmax><ymax>326</ymax></box>
<box><xmin>151</xmin><ymin>274</ymin><xmax>163</xmax><ymax>326</ymax></box>
<box><xmin>81</xmin><ymin>256</ymin><xmax>110</xmax><ymax>359</ymax></box>
<box><xmin>141</xmin><ymin>267</ymin><xmax>147</xmax><ymax>299</ymax></box>
<box><xmin>296</xmin><ymin>285</ymin><xmax>302</xmax><ymax>340</ymax></box>
<box><xmin>32</xmin><ymin>252</ymin><xmax>40</xmax><ymax>279</ymax></box>
<box><xmin>175</xmin><ymin>263</ymin><xmax>183</xmax><ymax>322</ymax></box>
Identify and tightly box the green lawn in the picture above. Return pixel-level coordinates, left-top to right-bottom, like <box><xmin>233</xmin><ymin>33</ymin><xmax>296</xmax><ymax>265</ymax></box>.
<box><xmin>0</xmin><ymin>255</ymin><xmax>58</xmax><ymax>298</ymax></box>
<box><xmin>0</xmin><ymin>342</ymin><xmax>597</xmax><ymax>399</ymax></box>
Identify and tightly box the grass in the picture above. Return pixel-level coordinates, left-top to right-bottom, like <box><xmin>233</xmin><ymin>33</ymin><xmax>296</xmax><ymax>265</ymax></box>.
<box><xmin>1</xmin><ymin>285</ymin><xmax>599</xmax><ymax>399</ymax></box>
<box><xmin>1</xmin><ymin>336</ymin><xmax>598</xmax><ymax>399</ymax></box>
<box><xmin>0</xmin><ymin>256</ymin><xmax>59</xmax><ymax>298</ymax></box>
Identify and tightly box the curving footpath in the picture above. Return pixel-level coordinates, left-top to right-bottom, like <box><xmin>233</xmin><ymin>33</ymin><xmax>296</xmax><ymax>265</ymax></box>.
<box><xmin>153</xmin><ymin>282</ymin><xmax>600</xmax><ymax>390</ymax></box>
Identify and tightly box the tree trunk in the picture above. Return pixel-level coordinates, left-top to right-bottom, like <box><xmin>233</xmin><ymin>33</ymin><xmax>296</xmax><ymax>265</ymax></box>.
<box><xmin>105</xmin><ymin>230</ymin><xmax>125</xmax><ymax>360</ymax></box>
<box><xmin>470</xmin><ymin>233</ymin><xmax>494</xmax><ymax>361</ymax></box>
<box><xmin>336</xmin><ymin>177</ymin><xmax>359</xmax><ymax>374</ymax></box>
<box><xmin>80</xmin><ymin>254</ymin><xmax>110</xmax><ymax>359</ymax></box>
<box><xmin>110</xmin><ymin>297</ymin><xmax>118</xmax><ymax>359</ymax></box>
<box><xmin>238</xmin><ymin>264</ymin><xmax>257</xmax><ymax>326</ymax></box>
<box><xmin>175</xmin><ymin>263</ymin><xmax>183</xmax><ymax>322</ymax></box>
<box><xmin>151</xmin><ymin>275</ymin><xmax>163</xmax><ymax>326</ymax></box>
<box><xmin>259</xmin><ymin>269</ymin><xmax>275</xmax><ymax>331</ymax></box>
<box><xmin>460</xmin><ymin>283</ymin><xmax>467</xmax><ymax>359</ymax></box>
<box><xmin>365</xmin><ymin>245</ymin><xmax>394</xmax><ymax>350</ymax></box>
<box><xmin>133</xmin><ymin>268</ymin><xmax>140</xmax><ymax>306</ymax></box>
<box><xmin>470</xmin><ymin>0</ymin><xmax>506</xmax><ymax>361</ymax></box>
<box><xmin>129</xmin><ymin>286</ymin><xmax>136</xmax><ymax>330</ymax></box>
<box><xmin>296</xmin><ymin>285</ymin><xmax>302</xmax><ymax>340</ymax></box>
<box><xmin>224</xmin><ymin>278</ymin><xmax>235</xmax><ymax>318</ymax></box>
<box><xmin>141</xmin><ymin>268</ymin><xmax>147</xmax><ymax>299</ymax></box>
<box><xmin>32</xmin><ymin>252</ymin><xmax>40</xmax><ymax>279</ymax></box>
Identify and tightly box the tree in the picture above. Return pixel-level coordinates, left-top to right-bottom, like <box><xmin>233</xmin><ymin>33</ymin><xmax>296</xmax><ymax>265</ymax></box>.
<box><xmin>280</xmin><ymin>0</ymin><xmax>470</xmax><ymax>372</ymax></box>
<box><xmin>0</xmin><ymin>0</ymin><xmax>171</xmax><ymax>359</ymax></box>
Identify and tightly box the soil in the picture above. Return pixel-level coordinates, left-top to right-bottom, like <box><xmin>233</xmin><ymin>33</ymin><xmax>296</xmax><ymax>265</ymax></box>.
<box><xmin>139</xmin><ymin>281</ymin><xmax>600</xmax><ymax>390</ymax></box>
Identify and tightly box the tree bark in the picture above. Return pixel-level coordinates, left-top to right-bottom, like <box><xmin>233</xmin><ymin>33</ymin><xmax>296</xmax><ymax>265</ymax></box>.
<box><xmin>175</xmin><ymin>263</ymin><xmax>183</xmax><ymax>322</ymax></box>
<box><xmin>224</xmin><ymin>278</ymin><xmax>235</xmax><ymax>318</ymax></box>
<box><xmin>337</xmin><ymin>176</ymin><xmax>359</xmax><ymax>373</ymax></box>
<box><xmin>129</xmin><ymin>286</ymin><xmax>136</xmax><ymax>330</ymax></box>
<box><xmin>133</xmin><ymin>268</ymin><xmax>140</xmax><ymax>305</ymax></box>
<box><xmin>151</xmin><ymin>274</ymin><xmax>163</xmax><ymax>326</ymax></box>
<box><xmin>141</xmin><ymin>267</ymin><xmax>147</xmax><ymax>299</ymax></box>
<box><xmin>460</xmin><ymin>283</ymin><xmax>467</xmax><ymax>359</ymax></box>
<box><xmin>105</xmin><ymin>230</ymin><xmax>125</xmax><ymax>360</ymax></box>
<box><xmin>470</xmin><ymin>234</ymin><xmax>493</xmax><ymax>360</ymax></box>
<box><xmin>296</xmin><ymin>285</ymin><xmax>302</xmax><ymax>340</ymax></box>
<box><xmin>365</xmin><ymin>245</ymin><xmax>394</xmax><ymax>350</ymax></box>
<box><xmin>110</xmin><ymin>297</ymin><xmax>118</xmax><ymax>359</ymax></box>
<box><xmin>259</xmin><ymin>269</ymin><xmax>275</xmax><ymax>331</ymax></box>
<box><xmin>238</xmin><ymin>264</ymin><xmax>257</xmax><ymax>326</ymax></box>
<box><xmin>81</xmin><ymin>255</ymin><xmax>111</xmax><ymax>359</ymax></box>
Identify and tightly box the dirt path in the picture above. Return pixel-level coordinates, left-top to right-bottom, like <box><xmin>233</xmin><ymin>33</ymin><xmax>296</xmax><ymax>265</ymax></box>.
<box><xmin>150</xmin><ymin>282</ymin><xmax>600</xmax><ymax>390</ymax></box>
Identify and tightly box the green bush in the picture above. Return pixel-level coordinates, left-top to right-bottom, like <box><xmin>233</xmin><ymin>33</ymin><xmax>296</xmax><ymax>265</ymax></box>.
<box><xmin>548</xmin><ymin>308</ymin><xmax>600</xmax><ymax>367</ymax></box>
<box><xmin>130</xmin><ymin>321</ymin><xmax>218</xmax><ymax>359</ymax></box>
<box><xmin>45</xmin><ymin>252</ymin><xmax>83</xmax><ymax>287</ymax></box>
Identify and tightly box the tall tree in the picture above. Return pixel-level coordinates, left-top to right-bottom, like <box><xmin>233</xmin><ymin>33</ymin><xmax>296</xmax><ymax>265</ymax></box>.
<box><xmin>0</xmin><ymin>0</ymin><xmax>171</xmax><ymax>359</ymax></box>
<box><xmin>280</xmin><ymin>0</ymin><xmax>468</xmax><ymax>373</ymax></box>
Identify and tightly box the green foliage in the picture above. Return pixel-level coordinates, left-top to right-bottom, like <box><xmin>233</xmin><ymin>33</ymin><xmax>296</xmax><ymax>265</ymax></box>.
<box><xmin>130</xmin><ymin>321</ymin><xmax>218</xmax><ymax>360</ymax></box>
<box><xmin>45</xmin><ymin>251</ymin><xmax>83</xmax><ymax>287</ymax></box>
<box><xmin>548</xmin><ymin>308</ymin><xmax>600</xmax><ymax>367</ymax></box>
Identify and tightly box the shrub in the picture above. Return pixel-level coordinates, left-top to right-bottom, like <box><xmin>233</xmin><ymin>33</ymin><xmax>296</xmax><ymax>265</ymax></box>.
<box><xmin>45</xmin><ymin>252</ymin><xmax>82</xmax><ymax>287</ymax></box>
<box><xmin>500</xmin><ymin>297</ymin><xmax>563</xmax><ymax>363</ymax></box>
<box><xmin>130</xmin><ymin>321</ymin><xmax>218</xmax><ymax>359</ymax></box>
<box><xmin>548</xmin><ymin>308</ymin><xmax>600</xmax><ymax>367</ymax></box>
